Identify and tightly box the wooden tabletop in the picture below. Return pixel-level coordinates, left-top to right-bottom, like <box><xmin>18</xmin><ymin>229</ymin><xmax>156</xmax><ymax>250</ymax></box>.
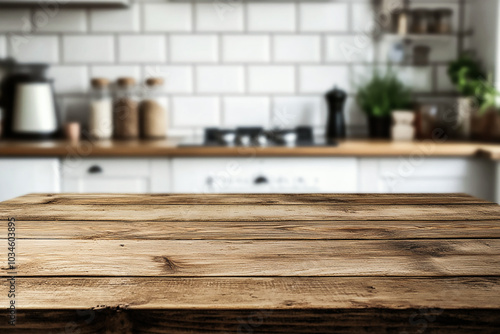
<box><xmin>1</xmin><ymin>193</ymin><xmax>500</xmax><ymax>333</ymax></box>
<box><xmin>1</xmin><ymin>139</ymin><xmax>500</xmax><ymax>159</ymax></box>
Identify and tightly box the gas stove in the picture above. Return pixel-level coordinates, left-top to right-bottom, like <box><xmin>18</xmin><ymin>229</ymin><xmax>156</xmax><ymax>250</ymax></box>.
<box><xmin>178</xmin><ymin>127</ymin><xmax>337</xmax><ymax>147</ymax></box>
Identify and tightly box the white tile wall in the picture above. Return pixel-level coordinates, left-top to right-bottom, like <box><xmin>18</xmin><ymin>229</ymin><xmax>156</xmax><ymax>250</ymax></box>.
<box><xmin>273</xmin><ymin>97</ymin><xmax>324</xmax><ymax>127</ymax></box>
<box><xmin>144</xmin><ymin>4</ymin><xmax>192</xmax><ymax>32</ymax></box>
<box><xmin>248</xmin><ymin>66</ymin><xmax>295</xmax><ymax>94</ymax></box>
<box><xmin>247</xmin><ymin>3</ymin><xmax>296</xmax><ymax>32</ymax></box>
<box><xmin>223</xmin><ymin>97</ymin><xmax>270</xmax><ymax>127</ymax></box>
<box><xmin>170</xmin><ymin>35</ymin><xmax>218</xmax><ymax>63</ymax></box>
<box><xmin>196</xmin><ymin>66</ymin><xmax>245</xmax><ymax>93</ymax></box>
<box><xmin>118</xmin><ymin>35</ymin><xmax>167</xmax><ymax>63</ymax></box>
<box><xmin>90</xmin><ymin>65</ymin><xmax>142</xmax><ymax>82</ymax></box>
<box><xmin>10</xmin><ymin>35</ymin><xmax>59</xmax><ymax>63</ymax></box>
<box><xmin>196</xmin><ymin>3</ymin><xmax>244</xmax><ymax>32</ymax></box>
<box><xmin>0</xmin><ymin>0</ymin><xmax>463</xmax><ymax>136</ymax></box>
<box><xmin>36</xmin><ymin>9</ymin><xmax>87</xmax><ymax>33</ymax></box>
<box><xmin>273</xmin><ymin>35</ymin><xmax>321</xmax><ymax>63</ymax></box>
<box><xmin>145</xmin><ymin>65</ymin><xmax>193</xmax><ymax>93</ymax></box>
<box><xmin>48</xmin><ymin>66</ymin><xmax>88</xmax><ymax>94</ymax></box>
<box><xmin>172</xmin><ymin>97</ymin><xmax>220</xmax><ymax>127</ymax></box>
<box><xmin>222</xmin><ymin>35</ymin><xmax>270</xmax><ymax>63</ymax></box>
<box><xmin>299</xmin><ymin>66</ymin><xmax>350</xmax><ymax>93</ymax></box>
<box><xmin>90</xmin><ymin>5</ymin><xmax>140</xmax><ymax>32</ymax></box>
<box><xmin>63</xmin><ymin>35</ymin><xmax>114</xmax><ymax>63</ymax></box>
<box><xmin>299</xmin><ymin>3</ymin><xmax>349</xmax><ymax>32</ymax></box>
<box><xmin>0</xmin><ymin>9</ymin><xmax>30</xmax><ymax>32</ymax></box>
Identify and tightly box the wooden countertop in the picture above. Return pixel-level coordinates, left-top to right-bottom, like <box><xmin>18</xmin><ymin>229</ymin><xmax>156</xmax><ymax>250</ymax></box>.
<box><xmin>1</xmin><ymin>193</ymin><xmax>500</xmax><ymax>332</ymax></box>
<box><xmin>1</xmin><ymin>138</ymin><xmax>500</xmax><ymax>159</ymax></box>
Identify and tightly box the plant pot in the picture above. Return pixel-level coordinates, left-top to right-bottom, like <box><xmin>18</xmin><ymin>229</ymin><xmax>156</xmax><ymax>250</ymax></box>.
<box><xmin>368</xmin><ymin>116</ymin><xmax>392</xmax><ymax>139</ymax></box>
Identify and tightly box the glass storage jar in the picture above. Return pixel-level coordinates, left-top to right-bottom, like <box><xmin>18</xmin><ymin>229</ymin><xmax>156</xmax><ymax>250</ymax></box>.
<box><xmin>113</xmin><ymin>77</ymin><xmax>139</xmax><ymax>140</ymax></box>
<box><xmin>411</xmin><ymin>9</ymin><xmax>431</xmax><ymax>34</ymax></box>
<box><xmin>139</xmin><ymin>78</ymin><xmax>167</xmax><ymax>139</ymax></box>
<box><xmin>89</xmin><ymin>78</ymin><xmax>112</xmax><ymax>140</ymax></box>
<box><xmin>434</xmin><ymin>8</ymin><xmax>453</xmax><ymax>34</ymax></box>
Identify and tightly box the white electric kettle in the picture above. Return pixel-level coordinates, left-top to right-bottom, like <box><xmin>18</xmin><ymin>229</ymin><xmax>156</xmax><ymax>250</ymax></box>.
<box><xmin>12</xmin><ymin>80</ymin><xmax>58</xmax><ymax>136</ymax></box>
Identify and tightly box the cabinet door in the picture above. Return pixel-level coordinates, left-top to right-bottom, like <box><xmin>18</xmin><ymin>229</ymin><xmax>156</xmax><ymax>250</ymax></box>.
<box><xmin>61</xmin><ymin>158</ymin><xmax>170</xmax><ymax>193</ymax></box>
<box><xmin>0</xmin><ymin>158</ymin><xmax>60</xmax><ymax>202</ymax></box>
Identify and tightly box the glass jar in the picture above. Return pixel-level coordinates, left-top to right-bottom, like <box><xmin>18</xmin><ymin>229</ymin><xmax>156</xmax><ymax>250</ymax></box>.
<box><xmin>434</xmin><ymin>8</ymin><xmax>453</xmax><ymax>34</ymax></box>
<box><xmin>89</xmin><ymin>78</ymin><xmax>112</xmax><ymax>140</ymax></box>
<box><xmin>139</xmin><ymin>78</ymin><xmax>167</xmax><ymax>139</ymax></box>
<box><xmin>411</xmin><ymin>9</ymin><xmax>431</xmax><ymax>34</ymax></box>
<box><xmin>113</xmin><ymin>77</ymin><xmax>139</xmax><ymax>140</ymax></box>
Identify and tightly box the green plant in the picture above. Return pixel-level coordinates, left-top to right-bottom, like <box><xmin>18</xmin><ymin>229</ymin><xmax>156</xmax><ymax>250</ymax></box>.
<box><xmin>448</xmin><ymin>55</ymin><xmax>500</xmax><ymax>113</ymax></box>
<box><xmin>447</xmin><ymin>54</ymin><xmax>485</xmax><ymax>96</ymax></box>
<box><xmin>356</xmin><ymin>71</ymin><xmax>412</xmax><ymax>118</ymax></box>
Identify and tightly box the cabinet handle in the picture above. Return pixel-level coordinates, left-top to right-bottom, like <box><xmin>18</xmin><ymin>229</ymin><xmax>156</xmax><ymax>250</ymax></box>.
<box><xmin>88</xmin><ymin>165</ymin><xmax>103</xmax><ymax>174</ymax></box>
<box><xmin>254</xmin><ymin>176</ymin><xmax>269</xmax><ymax>185</ymax></box>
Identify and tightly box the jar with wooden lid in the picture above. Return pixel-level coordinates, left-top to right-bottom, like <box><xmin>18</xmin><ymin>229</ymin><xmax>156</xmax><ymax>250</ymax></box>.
<box><xmin>113</xmin><ymin>77</ymin><xmax>139</xmax><ymax>140</ymax></box>
<box><xmin>89</xmin><ymin>78</ymin><xmax>113</xmax><ymax>139</ymax></box>
<box><xmin>139</xmin><ymin>78</ymin><xmax>167</xmax><ymax>139</ymax></box>
<box><xmin>434</xmin><ymin>8</ymin><xmax>453</xmax><ymax>34</ymax></box>
<box><xmin>411</xmin><ymin>9</ymin><xmax>431</xmax><ymax>34</ymax></box>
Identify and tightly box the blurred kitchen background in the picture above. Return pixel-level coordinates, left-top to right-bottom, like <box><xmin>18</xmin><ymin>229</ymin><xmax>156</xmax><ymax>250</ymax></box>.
<box><xmin>1</xmin><ymin>0</ymin><xmax>500</xmax><ymax>202</ymax></box>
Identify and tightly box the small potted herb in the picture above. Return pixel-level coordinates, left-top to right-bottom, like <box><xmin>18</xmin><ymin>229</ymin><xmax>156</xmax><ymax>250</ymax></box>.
<box><xmin>356</xmin><ymin>71</ymin><xmax>412</xmax><ymax>138</ymax></box>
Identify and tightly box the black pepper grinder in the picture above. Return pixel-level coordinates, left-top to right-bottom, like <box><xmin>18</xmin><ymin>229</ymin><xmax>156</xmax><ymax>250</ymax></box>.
<box><xmin>325</xmin><ymin>86</ymin><xmax>347</xmax><ymax>142</ymax></box>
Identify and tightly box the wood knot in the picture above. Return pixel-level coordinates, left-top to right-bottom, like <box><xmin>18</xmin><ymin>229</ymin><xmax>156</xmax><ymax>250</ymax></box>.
<box><xmin>153</xmin><ymin>256</ymin><xmax>180</xmax><ymax>273</ymax></box>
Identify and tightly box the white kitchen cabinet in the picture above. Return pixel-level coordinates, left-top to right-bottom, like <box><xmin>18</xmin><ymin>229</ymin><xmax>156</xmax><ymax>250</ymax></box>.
<box><xmin>359</xmin><ymin>157</ymin><xmax>494</xmax><ymax>201</ymax></box>
<box><xmin>61</xmin><ymin>158</ymin><xmax>170</xmax><ymax>193</ymax></box>
<box><xmin>171</xmin><ymin>157</ymin><xmax>358</xmax><ymax>193</ymax></box>
<box><xmin>0</xmin><ymin>158</ymin><xmax>60</xmax><ymax>202</ymax></box>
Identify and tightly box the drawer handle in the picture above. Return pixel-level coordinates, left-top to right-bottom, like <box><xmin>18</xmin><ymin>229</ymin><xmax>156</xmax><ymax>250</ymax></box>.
<box><xmin>254</xmin><ymin>176</ymin><xmax>268</xmax><ymax>185</ymax></box>
<box><xmin>88</xmin><ymin>165</ymin><xmax>103</xmax><ymax>174</ymax></box>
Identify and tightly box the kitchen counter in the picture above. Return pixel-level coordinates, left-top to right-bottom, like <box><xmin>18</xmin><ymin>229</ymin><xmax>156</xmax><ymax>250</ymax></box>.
<box><xmin>1</xmin><ymin>193</ymin><xmax>500</xmax><ymax>332</ymax></box>
<box><xmin>1</xmin><ymin>138</ymin><xmax>500</xmax><ymax>159</ymax></box>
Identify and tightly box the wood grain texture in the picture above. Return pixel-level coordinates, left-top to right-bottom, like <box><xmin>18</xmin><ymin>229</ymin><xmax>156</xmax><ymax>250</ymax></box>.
<box><xmin>1</xmin><ymin>193</ymin><xmax>499</xmax><ymax>332</ymax></box>
<box><xmin>0</xmin><ymin>139</ymin><xmax>499</xmax><ymax>158</ymax></box>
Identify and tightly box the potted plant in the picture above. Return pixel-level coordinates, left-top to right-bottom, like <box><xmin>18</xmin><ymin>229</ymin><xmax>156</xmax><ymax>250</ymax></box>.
<box><xmin>448</xmin><ymin>54</ymin><xmax>500</xmax><ymax>140</ymax></box>
<box><xmin>356</xmin><ymin>71</ymin><xmax>412</xmax><ymax>138</ymax></box>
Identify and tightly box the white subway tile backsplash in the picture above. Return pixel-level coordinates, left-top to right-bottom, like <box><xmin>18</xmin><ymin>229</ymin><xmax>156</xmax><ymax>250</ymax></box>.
<box><xmin>90</xmin><ymin>4</ymin><xmax>140</xmax><ymax>32</ymax></box>
<box><xmin>248</xmin><ymin>3</ymin><xmax>296</xmax><ymax>32</ymax></box>
<box><xmin>170</xmin><ymin>35</ymin><xmax>218</xmax><ymax>63</ymax></box>
<box><xmin>196</xmin><ymin>66</ymin><xmax>245</xmax><ymax>94</ymax></box>
<box><xmin>299</xmin><ymin>66</ymin><xmax>350</xmax><ymax>93</ymax></box>
<box><xmin>118</xmin><ymin>35</ymin><xmax>167</xmax><ymax>63</ymax></box>
<box><xmin>352</xmin><ymin>2</ymin><xmax>375</xmax><ymax>32</ymax></box>
<box><xmin>90</xmin><ymin>65</ymin><xmax>142</xmax><ymax>82</ymax></box>
<box><xmin>274</xmin><ymin>35</ymin><xmax>321</xmax><ymax>63</ymax></box>
<box><xmin>299</xmin><ymin>3</ymin><xmax>349</xmax><ymax>32</ymax></box>
<box><xmin>223</xmin><ymin>35</ymin><xmax>270</xmax><ymax>63</ymax></box>
<box><xmin>223</xmin><ymin>97</ymin><xmax>270</xmax><ymax>127</ymax></box>
<box><xmin>36</xmin><ymin>9</ymin><xmax>87</xmax><ymax>33</ymax></box>
<box><xmin>196</xmin><ymin>3</ymin><xmax>244</xmax><ymax>32</ymax></box>
<box><xmin>0</xmin><ymin>9</ymin><xmax>30</xmax><ymax>32</ymax></box>
<box><xmin>0</xmin><ymin>35</ymin><xmax>6</xmax><ymax>58</ymax></box>
<box><xmin>10</xmin><ymin>35</ymin><xmax>59</xmax><ymax>63</ymax></box>
<box><xmin>396</xmin><ymin>67</ymin><xmax>433</xmax><ymax>93</ymax></box>
<box><xmin>272</xmin><ymin>96</ymin><xmax>324</xmax><ymax>127</ymax></box>
<box><xmin>144</xmin><ymin>65</ymin><xmax>193</xmax><ymax>93</ymax></box>
<box><xmin>48</xmin><ymin>66</ymin><xmax>88</xmax><ymax>94</ymax></box>
<box><xmin>172</xmin><ymin>97</ymin><xmax>220</xmax><ymax>127</ymax></box>
<box><xmin>63</xmin><ymin>35</ymin><xmax>114</xmax><ymax>63</ymax></box>
<box><xmin>248</xmin><ymin>66</ymin><xmax>295</xmax><ymax>94</ymax></box>
<box><xmin>326</xmin><ymin>35</ymin><xmax>375</xmax><ymax>62</ymax></box>
<box><xmin>144</xmin><ymin>4</ymin><xmax>192</xmax><ymax>32</ymax></box>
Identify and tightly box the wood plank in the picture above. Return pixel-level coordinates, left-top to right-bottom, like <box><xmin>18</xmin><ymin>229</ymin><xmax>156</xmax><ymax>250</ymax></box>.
<box><xmin>1</xmin><ymin>309</ymin><xmax>498</xmax><ymax>334</ymax></box>
<box><xmin>1</xmin><ymin>239</ymin><xmax>500</xmax><ymax>277</ymax></box>
<box><xmin>3</xmin><ymin>219</ymin><xmax>500</xmax><ymax>240</ymax></box>
<box><xmin>3</xmin><ymin>193</ymin><xmax>491</xmax><ymax>205</ymax></box>
<box><xmin>3</xmin><ymin>203</ymin><xmax>500</xmax><ymax>221</ymax></box>
<box><xmin>1</xmin><ymin>277</ymin><xmax>500</xmax><ymax>310</ymax></box>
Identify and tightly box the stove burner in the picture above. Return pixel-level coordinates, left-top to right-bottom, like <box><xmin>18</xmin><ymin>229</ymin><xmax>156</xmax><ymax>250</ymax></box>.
<box><xmin>203</xmin><ymin>127</ymin><xmax>325</xmax><ymax>147</ymax></box>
